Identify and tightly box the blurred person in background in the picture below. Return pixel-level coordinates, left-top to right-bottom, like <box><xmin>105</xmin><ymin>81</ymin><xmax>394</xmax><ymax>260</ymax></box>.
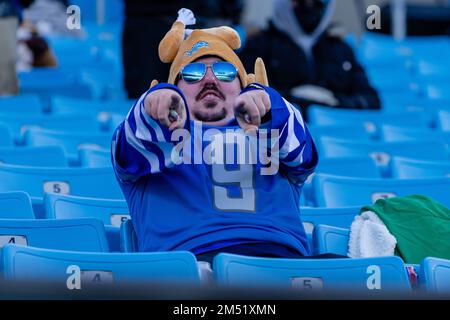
<box><xmin>0</xmin><ymin>0</ymin><xmax>34</xmax><ymax>95</ymax></box>
<box><xmin>240</xmin><ymin>0</ymin><xmax>381</xmax><ymax>117</ymax></box>
<box><xmin>122</xmin><ymin>0</ymin><xmax>243</xmax><ymax>99</ymax></box>
<box><xmin>16</xmin><ymin>21</ymin><xmax>58</xmax><ymax>71</ymax></box>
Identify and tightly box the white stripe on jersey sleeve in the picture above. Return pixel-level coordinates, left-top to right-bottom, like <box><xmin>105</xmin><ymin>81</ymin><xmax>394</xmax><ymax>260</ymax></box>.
<box><xmin>124</xmin><ymin>118</ymin><xmax>161</xmax><ymax>174</ymax></box>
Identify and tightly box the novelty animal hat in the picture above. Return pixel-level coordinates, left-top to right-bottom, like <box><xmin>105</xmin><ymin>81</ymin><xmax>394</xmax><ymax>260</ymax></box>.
<box><xmin>151</xmin><ymin>8</ymin><xmax>268</xmax><ymax>88</ymax></box>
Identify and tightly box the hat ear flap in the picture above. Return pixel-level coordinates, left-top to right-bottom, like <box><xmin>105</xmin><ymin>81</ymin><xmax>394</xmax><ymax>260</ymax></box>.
<box><xmin>150</xmin><ymin>79</ymin><xmax>159</xmax><ymax>89</ymax></box>
<box><xmin>245</xmin><ymin>73</ymin><xmax>255</xmax><ymax>86</ymax></box>
<box><xmin>254</xmin><ymin>58</ymin><xmax>269</xmax><ymax>86</ymax></box>
<box><xmin>159</xmin><ymin>21</ymin><xmax>185</xmax><ymax>63</ymax></box>
<box><xmin>204</xmin><ymin>26</ymin><xmax>241</xmax><ymax>50</ymax></box>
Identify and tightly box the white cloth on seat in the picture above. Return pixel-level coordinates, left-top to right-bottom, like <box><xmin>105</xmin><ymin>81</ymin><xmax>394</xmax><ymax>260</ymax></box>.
<box><xmin>348</xmin><ymin>210</ymin><xmax>397</xmax><ymax>258</ymax></box>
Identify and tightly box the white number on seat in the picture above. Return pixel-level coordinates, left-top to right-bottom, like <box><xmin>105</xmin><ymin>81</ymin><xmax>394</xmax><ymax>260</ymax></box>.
<box><xmin>110</xmin><ymin>214</ymin><xmax>131</xmax><ymax>227</ymax></box>
<box><xmin>44</xmin><ymin>181</ymin><xmax>70</xmax><ymax>194</ymax></box>
<box><xmin>0</xmin><ymin>235</ymin><xmax>28</xmax><ymax>247</ymax></box>
<box><xmin>291</xmin><ymin>277</ymin><xmax>324</xmax><ymax>290</ymax></box>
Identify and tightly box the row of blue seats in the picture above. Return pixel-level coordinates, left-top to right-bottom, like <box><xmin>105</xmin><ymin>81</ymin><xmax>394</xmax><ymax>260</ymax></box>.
<box><xmin>1</xmin><ymin>95</ymin><xmax>448</xmax><ymax>133</ymax></box>
<box><xmin>0</xmin><ymin>189</ymin><xmax>448</xmax><ymax>254</ymax></box>
<box><xmin>0</xmin><ymin>160</ymin><xmax>448</xmax><ymax>214</ymax></box>
<box><xmin>1</xmin><ymin>243</ymin><xmax>448</xmax><ymax>294</ymax></box>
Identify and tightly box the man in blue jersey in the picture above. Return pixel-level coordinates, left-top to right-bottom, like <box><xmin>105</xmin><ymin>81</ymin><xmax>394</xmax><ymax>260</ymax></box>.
<box><xmin>111</xmin><ymin>9</ymin><xmax>318</xmax><ymax>263</ymax></box>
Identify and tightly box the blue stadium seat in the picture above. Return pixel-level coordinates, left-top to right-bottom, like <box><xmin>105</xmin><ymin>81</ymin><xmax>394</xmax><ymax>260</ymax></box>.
<box><xmin>213</xmin><ymin>253</ymin><xmax>411</xmax><ymax>292</ymax></box>
<box><xmin>79</xmin><ymin>146</ymin><xmax>111</xmax><ymax>167</ymax></box>
<box><xmin>426</xmin><ymin>84</ymin><xmax>450</xmax><ymax>101</ymax></box>
<box><xmin>0</xmin><ymin>113</ymin><xmax>102</xmax><ymax>143</ymax></box>
<box><xmin>0</xmin><ymin>146</ymin><xmax>68</xmax><ymax>167</ymax></box>
<box><xmin>319</xmin><ymin>137</ymin><xmax>449</xmax><ymax>176</ymax></box>
<box><xmin>18</xmin><ymin>69</ymin><xmax>97</xmax><ymax>104</ymax></box>
<box><xmin>0</xmin><ymin>124</ymin><xmax>14</xmax><ymax>147</ymax></box>
<box><xmin>419</xmin><ymin>257</ymin><xmax>450</xmax><ymax>293</ymax></box>
<box><xmin>312</xmin><ymin>225</ymin><xmax>350</xmax><ymax>256</ymax></box>
<box><xmin>307</xmin><ymin>105</ymin><xmax>430</xmax><ymax>134</ymax></box>
<box><xmin>120</xmin><ymin>219</ymin><xmax>138</xmax><ymax>253</ymax></box>
<box><xmin>301</xmin><ymin>207</ymin><xmax>359</xmax><ymax>240</ymax></box>
<box><xmin>313</xmin><ymin>174</ymin><xmax>450</xmax><ymax>207</ymax></box>
<box><xmin>0</xmin><ymin>94</ymin><xmax>43</xmax><ymax>114</ymax></box>
<box><xmin>315</xmin><ymin>156</ymin><xmax>380</xmax><ymax>177</ymax></box>
<box><xmin>0</xmin><ymin>163</ymin><xmax>123</xmax><ymax>217</ymax></box>
<box><xmin>308</xmin><ymin>124</ymin><xmax>372</xmax><ymax>142</ymax></box>
<box><xmin>0</xmin><ymin>191</ymin><xmax>34</xmax><ymax>219</ymax></box>
<box><xmin>2</xmin><ymin>244</ymin><xmax>200</xmax><ymax>286</ymax></box>
<box><xmin>0</xmin><ymin>218</ymin><xmax>109</xmax><ymax>252</ymax></box>
<box><xmin>381</xmin><ymin>124</ymin><xmax>445</xmax><ymax>142</ymax></box>
<box><xmin>302</xmin><ymin>156</ymin><xmax>381</xmax><ymax>206</ymax></box>
<box><xmin>24</xmin><ymin>127</ymin><xmax>112</xmax><ymax>162</ymax></box>
<box><xmin>392</xmin><ymin>157</ymin><xmax>450</xmax><ymax>178</ymax></box>
<box><xmin>50</xmin><ymin>95</ymin><xmax>131</xmax><ymax>115</ymax></box>
<box><xmin>45</xmin><ymin>194</ymin><xmax>129</xmax><ymax>227</ymax></box>
<box><xmin>438</xmin><ymin>110</ymin><xmax>450</xmax><ymax>132</ymax></box>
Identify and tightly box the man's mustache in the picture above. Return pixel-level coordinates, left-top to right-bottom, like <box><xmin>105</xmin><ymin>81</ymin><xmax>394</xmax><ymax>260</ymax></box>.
<box><xmin>196</xmin><ymin>85</ymin><xmax>225</xmax><ymax>101</ymax></box>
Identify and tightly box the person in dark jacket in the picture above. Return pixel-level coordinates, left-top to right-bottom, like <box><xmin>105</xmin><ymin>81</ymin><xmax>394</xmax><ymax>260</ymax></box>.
<box><xmin>240</xmin><ymin>0</ymin><xmax>381</xmax><ymax>115</ymax></box>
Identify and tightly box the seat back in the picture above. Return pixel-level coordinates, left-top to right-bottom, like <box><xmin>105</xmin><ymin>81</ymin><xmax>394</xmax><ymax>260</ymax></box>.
<box><xmin>312</xmin><ymin>225</ymin><xmax>350</xmax><ymax>256</ymax></box>
<box><xmin>2</xmin><ymin>244</ymin><xmax>200</xmax><ymax>286</ymax></box>
<box><xmin>45</xmin><ymin>194</ymin><xmax>129</xmax><ymax>227</ymax></box>
<box><xmin>24</xmin><ymin>127</ymin><xmax>112</xmax><ymax>158</ymax></box>
<box><xmin>0</xmin><ymin>191</ymin><xmax>35</xmax><ymax>219</ymax></box>
<box><xmin>392</xmin><ymin>157</ymin><xmax>450</xmax><ymax>178</ymax></box>
<box><xmin>79</xmin><ymin>146</ymin><xmax>111</xmax><ymax>167</ymax></box>
<box><xmin>313</xmin><ymin>174</ymin><xmax>450</xmax><ymax>207</ymax></box>
<box><xmin>0</xmin><ymin>163</ymin><xmax>123</xmax><ymax>201</ymax></box>
<box><xmin>0</xmin><ymin>218</ymin><xmax>109</xmax><ymax>252</ymax></box>
<box><xmin>301</xmin><ymin>207</ymin><xmax>359</xmax><ymax>238</ymax></box>
<box><xmin>419</xmin><ymin>257</ymin><xmax>450</xmax><ymax>293</ymax></box>
<box><xmin>0</xmin><ymin>146</ymin><xmax>67</xmax><ymax>167</ymax></box>
<box><xmin>213</xmin><ymin>253</ymin><xmax>411</xmax><ymax>292</ymax></box>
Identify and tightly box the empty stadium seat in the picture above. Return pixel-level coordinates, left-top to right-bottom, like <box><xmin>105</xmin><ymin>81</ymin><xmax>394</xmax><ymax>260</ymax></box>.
<box><xmin>45</xmin><ymin>194</ymin><xmax>129</xmax><ymax>227</ymax></box>
<box><xmin>381</xmin><ymin>124</ymin><xmax>446</xmax><ymax>142</ymax></box>
<box><xmin>79</xmin><ymin>146</ymin><xmax>111</xmax><ymax>167</ymax></box>
<box><xmin>302</xmin><ymin>156</ymin><xmax>381</xmax><ymax>206</ymax></box>
<box><xmin>0</xmin><ymin>124</ymin><xmax>14</xmax><ymax>147</ymax></box>
<box><xmin>313</xmin><ymin>174</ymin><xmax>450</xmax><ymax>207</ymax></box>
<box><xmin>392</xmin><ymin>157</ymin><xmax>450</xmax><ymax>178</ymax></box>
<box><xmin>301</xmin><ymin>207</ymin><xmax>359</xmax><ymax>238</ymax></box>
<box><xmin>0</xmin><ymin>218</ymin><xmax>109</xmax><ymax>252</ymax></box>
<box><xmin>0</xmin><ymin>163</ymin><xmax>123</xmax><ymax>217</ymax></box>
<box><xmin>0</xmin><ymin>94</ymin><xmax>43</xmax><ymax>114</ymax></box>
<box><xmin>419</xmin><ymin>257</ymin><xmax>450</xmax><ymax>293</ymax></box>
<box><xmin>213</xmin><ymin>253</ymin><xmax>411</xmax><ymax>292</ymax></box>
<box><xmin>315</xmin><ymin>156</ymin><xmax>380</xmax><ymax>177</ymax></box>
<box><xmin>50</xmin><ymin>95</ymin><xmax>131</xmax><ymax>115</ymax></box>
<box><xmin>319</xmin><ymin>137</ymin><xmax>449</xmax><ymax>176</ymax></box>
<box><xmin>2</xmin><ymin>244</ymin><xmax>200</xmax><ymax>286</ymax></box>
<box><xmin>312</xmin><ymin>225</ymin><xmax>350</xmax><ymax>256</ymax></box>
<box><xmin>438</xmin><ymin>110</ymin><xmax>450</xmax><ymax>131</ymax></box>
<box><xmin>308</xmin><ymin>124</ymin><xmax>373</xmax><ymax>142</ymax></box>
<box><xmin>0</xmin><ymin>146</ymin><xmax>68</xmax><ymax>167</ymax></box>
<box><xmin>0</xmin><ymin>113</ymin><xmax>103</xmax><ymax>143</ymax></box>
<box><xmin>18</xmin><ymin>69</ymin><xmax>98</xmax><ymax>104</ymax></box>
<box><xmin>0</xmin><ymin>191</ymin><xmax>34</xmax><ymax>219</ymax></box>
<box><xmin>24</xmin><ymin>127</ymin><xmax>112</xmax><ymax>163</ymax></box>
<box><xmin>307</xmin><ymin>105</ymin><xmax>430</xmax><ymax>133</ymax></box>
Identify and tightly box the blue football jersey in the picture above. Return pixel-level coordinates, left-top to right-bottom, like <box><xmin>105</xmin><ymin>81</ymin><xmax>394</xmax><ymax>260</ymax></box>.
<box><xmin>112</xmin><ymin>83</ymin><xmax>318</xmax><ymax>256</ymax></box>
